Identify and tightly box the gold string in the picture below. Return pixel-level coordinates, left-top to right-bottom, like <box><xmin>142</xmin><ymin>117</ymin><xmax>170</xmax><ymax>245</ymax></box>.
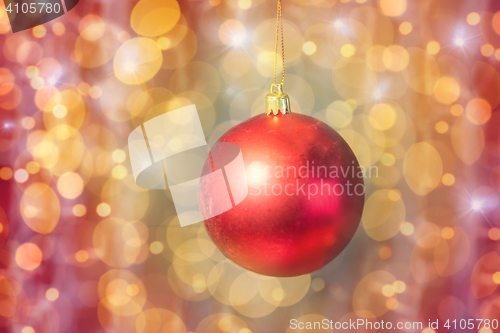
<box><xmin>274</xmin><ymin>0</ymin><xmax>285</xmax><ymax>86</ymax></box>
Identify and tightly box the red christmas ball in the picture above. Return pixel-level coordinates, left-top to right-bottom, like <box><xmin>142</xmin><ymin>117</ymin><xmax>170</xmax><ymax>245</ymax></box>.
<box><xmin>199</xmin><ymin>113</ymin><xmax>364</xmax><ymax>277</ymax></box>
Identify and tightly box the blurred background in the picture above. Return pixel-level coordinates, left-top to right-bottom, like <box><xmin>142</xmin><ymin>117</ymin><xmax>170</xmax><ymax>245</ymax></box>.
<box><xmin>1</xmin><ymin>0</ymin><xmax>500</xmax><ymax>332</ymax></box>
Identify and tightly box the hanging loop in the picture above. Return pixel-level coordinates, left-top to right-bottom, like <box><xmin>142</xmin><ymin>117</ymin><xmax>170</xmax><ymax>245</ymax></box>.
<box><xmin>270</xmin><ymin>83</ymin><xmax>283</xmax><ymax>94</ymax></box>
<box><xmin>274</xmin><ymin>0</ymin><xmax>285</xmax><ymax>86</ymax></box>
<box><xmin>266</xmin><ymin>0</ymin><xmax>291</xmax><ymax>116</ymax></box>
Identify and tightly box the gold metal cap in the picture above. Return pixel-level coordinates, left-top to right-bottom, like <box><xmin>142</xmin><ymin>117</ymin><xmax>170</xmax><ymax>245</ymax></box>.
<box><xmin>266</xmin><ymin>83</ymin><xmax>291</xmax><ymax>115</ymax></box>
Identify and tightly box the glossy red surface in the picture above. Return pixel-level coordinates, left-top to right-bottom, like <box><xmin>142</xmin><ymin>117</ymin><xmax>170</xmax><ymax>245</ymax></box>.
<box><xmin>199</xmin><ymin>113</ymin><xmax>365</xmax><ymax>277</ymax></box>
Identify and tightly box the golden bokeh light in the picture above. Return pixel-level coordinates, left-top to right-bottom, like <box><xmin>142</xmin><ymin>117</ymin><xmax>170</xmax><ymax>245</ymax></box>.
<box><xmin>161</xmin><ymin>26</ymin><xmax>198</xmax><ymax>70</ymax></box>
<box><xmin>75</xmin><ymin>250</ymin><xmax>89</xmax><ymax>263</ymax></box>
<box><xmin>368</xmin><ymin>103</ymin><xmax>396</xmax><ymax>130</ymax></box>
<box><xmin>353</xmin><ymin>270</ymin><xmax>396</xmax><ymax>317</ymax></box>
<box><xmin>119</xmin><ymin>31</ymin><xmax>132</xmax><ymax>43</ymax></box>
<box><xmin>197</xmin><ymin>313</ymin><xmax>251</xmax><ymax>333</ymax></box>
<box><xmin>52</xmin><ymin>22</ymin><xmax>65</xmax><ymax>35</ymax></box>
<box><xmin>383</xmin><ymin>45</ymin><xmax>409</xmax><ymax>71</ymax></box>
<box><xmin>340</xmin><ymin>44</ymin><xmax>356</xmax><ymax>58</ymax></box>
<box><xmin>381</xmin><ymin>284</ymin><xmax>395</xmax><ymax>297</ymax></box>
<box><xmin>302</xmin><ymin>41</ymin><xmax>317</xmax><ymax>55</ymax></box>
<box><xmin>434</xmin><ymin>77</ymin><xmax>460</xmax><ymax>105</ymax></box>
<box><xmin>43</xmin><ymin>90</ymin><xmax>86</xmax><ymax>130</ymax></box>
<box><xmin>0</xmin><ymin>167</ymin><xmax>12</xmax><ymax>180</ymax></box>
<box><xmin>78</xmin><ymin>14</ymin><xmax>103</xmax><ymax>32</ymax></box>
<box><xmin>404</xmin><ymin>143</ymin><xmax>443</xmax><ymax>195</ymax></box>
<box><xmin>21</xmin><ymin>327</ymin><xmax>35</xmax><ymax>333</ymax></box>
<box><xmin>379</xmin><ymin>245</ymin><xmax>392</xmax><ymax>259</ymax></box>
<box><xmin>399</xmin><ymin>21</ymin><xmax>412</xmax><ymax>35</ymax></box>
<box><xmin>471</xmin><ymin>252</ymin><xmax>500</xmax><ymax>298</ymax></box>
<box><xmin>366</xmin><ymin>45</ymin><xmax>386</xmax><ymax>72</ymax></box>
<box><xmin>222</xmin><ymin>49</ymin><xmax>252</xmax><ymax>79</ymax></box>
<box><xmin>435</xmin><ymin>121</ymin><xmax>449</xmax><ymax>134</ymax></box>
<box><xmin>311</xmin><ymin>278</ymin><xmax>325</xmax><ymax>291</ymax></box>
<box><xmin>100</xmin><ymin>77</ymin><xmax>153</xmax><ymax>122</ymax></box>
<box><xmin>20</xmin><ymin>183</ymin><xmax>60</xmax><ymax>234</ymax></box>
<box><xmin>400</xmin><ymin>221</ymin><xmax>414</xmax><ymax>236</ymax></box>
<box><xmin>72</xmin><ymin>204</ymin><xmax>87</xmax><ymax>217</ymax></box>
<box><xmin>406</xmin><ymin>48</ymin><xmax>440</xmax><ymax>95</ymax></box>
<box><xmin>326</xmin><ymin>100</ymin><xmax>354</xmax><ymax>129</ymax></box>
<box><xmin>219</xmin><ymin>20</ymin><xmax>246</xmax><ymax>46</ymax></box>
<box><xmin>479</xmin><ymin>328</ymin><xmax>494</xmax><ymax>333</ymax></box>
<box><xmin>388</xmin><ymin>189</ymin><xmax>401</xmax><ymax>201</ymax></box>
<box><xmin>493</xmin><ymin>272</ymin><xmax>500</xmax><ymax>284</ymax></box>
<box><xmin>75</xmin><ymin>23</ymin><xmax>121</xmax><ymax>68</ymax></box>
<box><xmin>150</xmin><ymin>241</ymin><xmax>164</xmax><ymax>254</ymax></box>
<box><xmin>32</xmin><ymin>26</ymin><xmax>46</xmax><ymax>39</ymax></box>
<box><xmin>450</xmin><ymin>103</ymin><xmax>464</xmax><ymax>116</ymax></box>
<box><xmin>22</xmin><ymin>116</ymin><xmax>36</xmax><ymax>130</ymax></box>
<box><xmin>98</xmin><ymin>269</ymin><xmax>147</xmax><ymax>316</ymax></box>
<box><xmin>156</xmin><ymin>36</ymin><xmax>171</xmax><ymax>50</ymax></box>
<box><xmin>393</xmin><ymin>280</ymin><xmax>406</xmax><ymax>293</ymax></box>
<box><xmin>93</xmin><ymin>218</ymin><xmax>143</xmax><ymax>267</ymax></box>
<box><xmin>381</xmin><ymin>153</ymin><xmax>396</xmax><ymax>167</ymax></box>
<box><xmin>111</xmin><ymin>165</ymin><xmax>128</xmax><ymax>180</ymax></box>
<box><xmin>26</xmin><ymin>161</ymin><xmax>40</xmax><ymax>174</ymax></box>
<box><xmin>57</xmin><ymin>172</ymin><xmax>84</xmax><ymax>199</ymax></box>
<box><xmin>363</xmin><ymin>189</ymin><xmax>405</xmax><ymax>241</ymax></box>
<box><xmin>386</xmin><ymin>297</ymin><xmax>399</xmax><ymax>310</ymax></box>
<box><xmin>136</xmin><ymin>308</ymin><xmax>186</xmax><ymax>333</ymax></box>
<box><xmin>494</xmin><ymin>11</ymin><xmax>500</xmax><ymax>35</ymax></box>
<box><xmin>238</xmin><ymin>0</ymin><xmax>252</xmax><ymax>10</ymax></box>
<box><xmin>112</xmin><ymin>149</ymin><xmax>127</xmax><ymax>163</ymax></box>
<box><xmin>481</xmin><ymin>44</ymin><xmax>495</xmax><ymax>57</ymax></box>
<box><xmin>169</xmin><ymin>61</ymin><xmax>221</xmax><ymax>102</ymax></box>
<box><xmin>88</xmin><ymin>86</ymin><xmax>102</xmax><ymax>99</ymax></box>
<box><xmin>488</xmin><ymin>228</ymin><xmax>500</xmax><ymax>241</ymax></box>
<box><xmin>126</xmin><ymin>283</ymin><xmax>139</xmax><ymax>296</ymax></box>
<box><xmin>379</xmin><ymin>0</ymin><xmax>407</xmax><ymax>16</ymax></box>
<box><xmin>130</xmin><ymin>0</ymin><xmax>180</xmax><ymax>37</ymax></box>
<box><xmin>466</xmin><ymin>98</ymin><xmax>492</xmax><ymax>125</ymax></box>
<box><xmin>113</xmin><ymin>38</ymin><xmax>163</xmax><ymax>85</ymax></box>
<box><xmin>451</xmin><ymin>117</ymin><xmax>485</xmax><ymax>165</ymax></box>
<box><xmin>45</xmin><ymin>288</ymin><xmax>59</xmax><ymax>301</ymax></box>
<box><xmin>426</xmin><ymin>41</ymin><xmax>440</xmax><ymax>55</ymax></box>
<box><xmin>15</xmin><ymin>243</ymin><xmax>42</xmax><ymax>271</ymax></box>
<box><xmin>441</xmin><ymin>227</ymin><xmax>455</xmax><ymax>240</ymax></box>
<box><xmin>96</xmin><ymin>203</ymin><xmax>111</xmax><ymax>217</ymax></box>
<box><xmin>467</xmin><ymin>12</ymin><xmax>480</xmax><ymax>25</ymax></box>
<box><xmin>441</xmin><ymin>173</ymin><xmax>455</xmax><ymax>186</ymax></box>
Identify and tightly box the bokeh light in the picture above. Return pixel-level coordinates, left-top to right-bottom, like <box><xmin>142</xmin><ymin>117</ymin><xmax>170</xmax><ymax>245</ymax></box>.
<box><xmin>45</xmin><ymin>288</ymin><xmax>59</xmax><ymax>301</ymax></box>
<box><xmin>467</xmin><ymin>12</ymin><xmax>481</xmax><ymax>25</ymax></box>
<box><xmin>15</xmin><ymin>243</ymin><xmax>42</xmax><ymax>271</ymax></box>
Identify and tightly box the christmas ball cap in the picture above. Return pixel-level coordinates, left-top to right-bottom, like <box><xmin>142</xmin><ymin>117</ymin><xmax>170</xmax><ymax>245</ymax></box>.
<box><xmin>266</xmin><ymin>83</ymin><xmax>291</xmax><ymax>116</ymax></box>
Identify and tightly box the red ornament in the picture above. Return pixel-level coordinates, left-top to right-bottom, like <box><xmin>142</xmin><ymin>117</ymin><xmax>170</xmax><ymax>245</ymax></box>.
<box><xmin>199</xmin><ymin>113</ymin><xmax>364</xmax><ymax>277</ymax></box>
